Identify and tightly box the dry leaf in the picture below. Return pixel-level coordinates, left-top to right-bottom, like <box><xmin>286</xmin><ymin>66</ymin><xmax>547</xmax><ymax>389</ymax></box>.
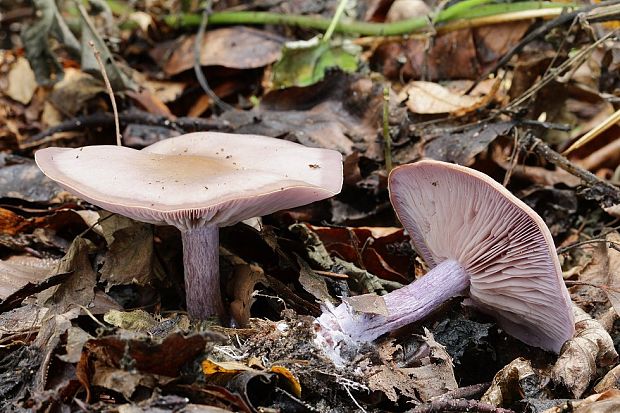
<box><xmin>103</xmin><ymin>309</ymin><xmax>159</xmax><ymax>332</ymax></box>
<box><xmin>225</xmin><ymin>250</ymin><xmax>268</xmax><ymax>327</ymax></box>
<box><xmin>161</xmin><ymin>27</ymin><xmax>284</xmax><ymax>76</ymax></box>
<box><xmin>0</xmin><ymin>257</ymin><xmax>52</xmax><ymax>299</ymax></box>
<box><xmin>366</xmin><ymin>329</ymin><xmax>457</xmax><ymax>402</ymax></box>
<box><xmin>594</xmin><ymin>363</ymin><xmax>620</xmax><ymax>393</ymax></box>
<box><xmin>297</xmin><ymin>255</ymin><xmax>333</xmax><ymax>304</ymax></box>
<box><xmin>543</xmin><ymin>389</ymin><xmax>620</xmax><ymax>413</ymax></box>
<box><xmin>344</xmin><ymin>294</ymin><xmax>389</xmax><ymax>316</ymax></box>
<box><xmin>552</xmin><ymin>306</ymin><xmax>618</xmax><ymax>397</ymax></box>
<box><xmin>482</xmin><ymin>357</ymin><xmax>537</xmax><ymax>407</ymax></box>
<box><xmin>399</xmin><ymin>81</ymin><xmax>482</xmax><ymax>114</ymax></box>
<box><xmin>6</xmin><ymin>57</ymin><xmax>37</xmax><ymax>104</ymax></box>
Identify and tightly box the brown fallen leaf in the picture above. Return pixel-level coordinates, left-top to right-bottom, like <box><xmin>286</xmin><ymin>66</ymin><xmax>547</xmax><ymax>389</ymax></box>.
<box><xmin>543</xmin><ymin>389</ymin><xmax>620</xmax><ymax>413</ymax></box>
<box><xmin>482</xmin><ymin>357</ymin><xmax>538</xmax><ymax>407</ymax></box>
<box><xmin>6</xmin><ymin>57</ymin><xmax>37</xmax><ymax>105</ymax></box>
<box><xmin>224</xmin><ymin>250</ymin><xmax>268</xmax><ymax>327</ymax></box>
<box><xmin>568</xmin><ymin>231</ymin><xmax>620</xmax><ymax>313</ymax></box>
<box><xmin>37</xmin><ymin>236</ymin><xmax>97</xmax><ymax>315</ymax></box>
<box><xmin>344</xmin><ymin>294</ymin><xmax>389</xmax><ymax>316</ymax></box>
<box><xmin>398</xmin><ymin>81</ymin><xmax>484</xmax><ymax>114</ymax></box>
<box><xmin>159</xmin><ymin>27</ymin><xmax>284</xmax><ymax>76</ymax></box>
<box><xmin>366</xmin><ymin>329</ymin><xmax>457</xmax><ymax>402</ymax></box>
<box><xmin>552</xmin><ymin>306</ymin><xmax>618</xmax><ymax>398</ymax></box>
<box><xmin>0</xmin><ymin>257</ymin><xmax>53</xmax><ymax>299</ymax></box>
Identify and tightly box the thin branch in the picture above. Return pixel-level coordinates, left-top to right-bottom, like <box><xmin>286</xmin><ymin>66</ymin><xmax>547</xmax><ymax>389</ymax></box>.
<box><xmin>382</xmin><ymin>85</ymin><xmax>393</xmax><ymax>173</ymax></box>
<box><xmin>193</xmin><ymin>4</ymin><xmax>235</xmax><ymax>113</ymax></box>
<box><xmin>468</xmin><ymin>0</ymin><xmax>620</xmax><ymax>92</ymax></box>
<box><xmin>409</xmin><ymin>398</ymin><xmax>516</xmax><ymax>413</ymax></box>
<box><xmin>520</xmin><ymin>132</ymin><xmax>620</xmax><ymax>207</ymax></box>
<box><xmin>24</xmin><ymin>110</ymin><xmax>228</xmax><ymax>148</ymax></box>
<box><xmin>87</xmin><ymin>40</ymin><xmax>122</xmax><ymax>146</ymax></box>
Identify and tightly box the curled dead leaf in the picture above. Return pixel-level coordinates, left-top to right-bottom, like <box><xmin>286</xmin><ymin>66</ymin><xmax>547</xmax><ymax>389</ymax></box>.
<box><xmin>482</xmin><ymin>357</ymin><xmax>538</xmax><ymax>407</ymax></box>
<box><xmin>552</xmin><ymin>306</ymin><xmax>618</xmax><ymax>398</ymax></box>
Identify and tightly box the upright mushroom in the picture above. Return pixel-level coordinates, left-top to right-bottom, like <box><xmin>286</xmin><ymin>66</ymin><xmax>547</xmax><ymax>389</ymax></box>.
<box><xmin>35</xmin><ymin>132</ymin><xmax>342</xmax><ymax>321</ymax></box>
<box><xmin>317</xmin><ymin>160</ymin><xmax>574</xmax><ymax>353</ymax></box>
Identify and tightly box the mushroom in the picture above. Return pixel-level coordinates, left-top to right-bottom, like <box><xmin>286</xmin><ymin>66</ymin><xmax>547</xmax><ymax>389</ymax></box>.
<box><xmin>316</xmin><ymin>160</ymin><xmax>574</xmax><ymax>353</ymax></box>
<box><xmin>35</xmin><ymin>132</ymin><xmax>343</xmax><ymax>321</ymax></box>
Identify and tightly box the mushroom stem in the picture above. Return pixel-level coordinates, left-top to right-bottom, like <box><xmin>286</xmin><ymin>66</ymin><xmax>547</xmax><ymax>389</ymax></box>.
<box><xmin>181</xmin><ymin>225</ymin><xmax>225</xmax><ymax>320</ymax></box>
<box><xmin>317</xmin><ymin>259</ymin><xmax>469</xmax><ymax>343</ymax></box>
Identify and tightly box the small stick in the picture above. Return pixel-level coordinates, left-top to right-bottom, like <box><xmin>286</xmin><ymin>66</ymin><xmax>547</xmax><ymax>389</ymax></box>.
<box><xmin>563</xmin><ymin>107</ymin><xmax>620</xmax><ymax>155</ymax></box>
<box><xmin>520</xmin><ymin>132</ymin><xmax>620</xmax><ymax>207</ymax></box>
<box><xmin>88</xmin><ymin>40</ymin><xmax>121</xmax><ymax>146</ymax></box>
<box><xmin>410</xmin><ymin>399</ymin><xmax>516</xmax><ymax>413</ymax></box>
<box><xmin>383</xmin><ymin>85</ymin><xmax>393</xmax><ymax>173</ymax></box>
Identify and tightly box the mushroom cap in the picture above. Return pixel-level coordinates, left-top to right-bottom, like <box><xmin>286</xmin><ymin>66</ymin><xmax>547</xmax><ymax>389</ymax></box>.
<box><xmin>389</xmin><ymin>160</ymin><xmax>574</xmax><ymax>352</ymax></box>
<box><xmin>35</xmin><ymin>132</ymin><xmax>343</xmax><ymax>230</ymax></box>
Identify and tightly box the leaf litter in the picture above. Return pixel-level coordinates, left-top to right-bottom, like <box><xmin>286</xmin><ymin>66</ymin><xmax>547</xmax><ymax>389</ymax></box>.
<box><xmin>1</xmin><ymin>0</ymin><xmax>620</xmax><ymax>411</ymax></box>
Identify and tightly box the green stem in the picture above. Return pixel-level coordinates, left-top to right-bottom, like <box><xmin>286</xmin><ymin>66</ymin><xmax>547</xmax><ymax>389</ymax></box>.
<box><xmin>164</xmin><ymin>2</ymin><xmax>572</xmax><ymax>35</ymax></box>
<box><xmin>438</xmin><ymin>0</ymin><xmax>496</xmax><ymax>21</ymax></box>
<box><xmin>324</xmin><ymin>0</ymin><xmax>349</xmax><ymax>42</ymax></box>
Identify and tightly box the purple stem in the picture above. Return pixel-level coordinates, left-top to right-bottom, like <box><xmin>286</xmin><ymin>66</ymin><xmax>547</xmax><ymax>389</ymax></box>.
<box><xmin>317</xmin><ymin>259</ymin><xmax>470</xmax><ymax>343</ymax></box>
<box><xmin>181</xmin><ymin>225</ymin><xmax>225</xmax><ymax>320</ymax></box>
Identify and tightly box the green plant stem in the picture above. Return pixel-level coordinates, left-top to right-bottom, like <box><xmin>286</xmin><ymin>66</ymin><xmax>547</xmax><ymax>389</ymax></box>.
<box><xmin>164</xmin><ymin>2</ymin><xmax>572</xmax><ymax>35</ymax></box>
<box><xmin>324</xmin><ymin>0</ymin><xmax>349</xmax><ymax>42</ymax></box>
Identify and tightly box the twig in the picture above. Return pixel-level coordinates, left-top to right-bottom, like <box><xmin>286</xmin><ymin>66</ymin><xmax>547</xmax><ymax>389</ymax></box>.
<box><xmin>557</xmin><ymin>238</ymin><xmax>620</xmax><ymax>254</ymax></box>
<box><xmin>563</xmin><ymin>107</ymin><xmax>620</xmax><ymax>155</ymax></box>
<box><xmin>194</xmin><ymin>4</ymin><xmax>234</xmax><ymax>113</ymax></box>
<box><xmin>435</xmin><ymin>382</ymin><xmax>492</xmax><ymax>401</ymax></box>
<box><xmin>468</xmin><ymin>0</ymin><xmax>620</xmax><ymax>92</ymax></box>
<box><xmin>409</xmin><ymin>399</ymin><xmax>516</xmax><ymax>413</ymax></box>
<box><xmin>25</xmin><ymin>110</ymin><xmax>228</xmax><ymax>147</ymax></box>
<box><xmin>520</xmin><ymin>132</ymin><xmax>620</xmax><ymax>207</ymax></box>
<box><xmin>88</xmin><ymin>40</ymin><xmax>121</xmax><ymax>146</ymax></box>
<box><xmin>506</xmin><ymin>31</ymin><xmax>616</xmax><ymax>111</ymax></box>
<box><xmin>382</xmin><ymin>85</ymin><xmax>393</xmax><ymax>173</ymax></box>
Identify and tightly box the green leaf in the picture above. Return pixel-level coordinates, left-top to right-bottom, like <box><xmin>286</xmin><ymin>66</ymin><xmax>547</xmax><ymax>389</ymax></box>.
<box><xmin>272</xmin><ymin>36</ymin><xmax>360</xmax><ymax>89</ymax></box>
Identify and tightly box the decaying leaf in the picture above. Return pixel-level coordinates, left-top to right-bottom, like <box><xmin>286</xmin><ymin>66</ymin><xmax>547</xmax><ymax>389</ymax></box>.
<box><xmin>103</xmin><ymin>309</ymin><xmax>159</xmax><ymax>332</ymax></box>
<box><xmin>422</xmin><ymin>121</ymin><xmax>514</xmax><ymax>165</ymax></box>
<box><xmin>482</xmin><ymin>357</ymin><xmax>538</xmax><ymax>407</ymax></box>
<box><xmin>297</xmin><ymin>255</ymin><xmax>333</xmax><ymax>304</ymax></box>
<box><xmin>99</xmin><ymin>216</ymin><xmax>156</xmax><ymax>287</ymax></box>
<box><xmin>202</xmin><ymin>358</ymin><xmax>302</xmax><ymax>405</ymax></box>
<box><xmin>6</xmin><ymin>57</ymin><xmax>37</xmax><ymax>105</ymax></box>
<box><xmin>58</xmin><ymin>326</ymin><xmax>93</xmax><ymax>363</ymax></box>
<box><xmin>543</xmin><ymin>389</ymin><xmax>620</xmax><ymax>413</ymax></box>
<box><xmin>37</xmin><ymin>237</ymin><xmax>97</xmax><ymax>314</ymax></box>
<box><xmin>398</xmin><ymin>81</ymin><xmax>484</xmax><ymax>114</ymax></box>
<box><xmin>344</xmin><ymin>294</ymin><xmax>389</xmax><ymax>316</ymax></box>
<box><xmin>366</xmin><ymin>329</ymin><xmax>457</xmax><ymax>402</ymax></box>
<box><xmin>77</xmin><ymin>331</ymin><xmax>222</xmax><ymax>401</ymax></box>
<box><xmin>48</xmin><ymin>68</ymin><xmax>106</xmax><ymax>116</ymax></box>
<box><xmin>594</xmin><ymin>363</ymin><xmax>620</xmax><ymax>393</ymax></box>
<box><xmin>568</xmin><ymin>232</ymin><xmax>620</xmax><ymax>309</ymax></box>
<box><xmin>0</xmin><ymin>257</ymin><xmax>53</xmax><ymax>299</ymax></box>
<box><xmin>0</xmin><ymin>303</ymin><xmax>48</xmax><ymax>336</ymax></box>
<box><xmin>160</xmin><ymin>27</ymin><xmax>284</xmax><ymax>76</ymax></box>
<box><xmin>224</xmin><ymin>250</ymin><xmax>268</xmax><ymax>328</ymax></box>
<box><xmin>552</xmin><ymin>306</ymin><xmax>618</xmax><ymax>398</ymax></box>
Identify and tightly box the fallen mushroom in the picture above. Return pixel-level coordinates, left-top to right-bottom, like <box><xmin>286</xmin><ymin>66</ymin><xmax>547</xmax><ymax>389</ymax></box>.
<box><xmin>316</xmin><ymin>160</ymin><xmax>574</xmax><ymax>354</ymax></box>
<box><xmin>35</xmin><ymin>132</ymin><xmax>342</xmax><ymax>321</ymax></box>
